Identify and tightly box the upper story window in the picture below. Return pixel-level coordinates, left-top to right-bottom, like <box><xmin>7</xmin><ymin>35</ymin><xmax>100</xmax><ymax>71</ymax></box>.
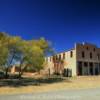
<box><xmin>82</xmin><ymin>51</ymin><xmax>85</xmax><ymax>58</ymax></box>
<box><xmin>90</xmin><ymin>52</ymin><xmax>92</xmax><ymax>59</ymax></box>
<box><xmin>53</xmin><ymin>56</ymin><xmax>55</xmax><ymax>62</ymax></box>
<box><xmin>63</xmin><ymin>53</ymin><xmax>65</xmax><ymax>59</ymax></box>
<box><xmin>86</xmin><ymin>47</ymin><xmax>89</xmax><ymax>50</ymax></box>
<box><xmin>93</xmin><ymin>48</ymin><xmax>95</xmax><ymax>52</ymax></box>
<box><xmin>70</xmin><ymin>51</ymin><xmax>73</xmax><ymax>58</ymax></box>
<box><xmin>59</xmin><ymin>54</ymin><xmax>61</xmax><ymax>60</ymax></box>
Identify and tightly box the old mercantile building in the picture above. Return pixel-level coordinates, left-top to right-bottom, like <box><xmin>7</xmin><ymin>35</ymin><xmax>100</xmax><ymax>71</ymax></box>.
<box><xmin>45</xmin><ymin>43</ymin><xmax>100</xmax><ymax>76</ymax></box>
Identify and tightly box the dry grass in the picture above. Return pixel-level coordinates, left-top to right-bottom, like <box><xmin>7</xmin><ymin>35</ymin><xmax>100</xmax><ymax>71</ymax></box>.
<box><xmin>0</xmin><ymin>76</ymin><xmax>100</xmax><ymax>95</ymax></box>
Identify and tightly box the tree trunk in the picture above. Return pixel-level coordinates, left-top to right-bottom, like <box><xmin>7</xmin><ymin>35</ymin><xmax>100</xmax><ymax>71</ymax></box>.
<box><xmin>18</xmin><ymin>60</ymin><xmax>27</xmax><ymax>79</ymax></box>
<box><xmin>5</xmin><ymin>68</ymin><xmax>9</xmax><ymax>78</ymax></box>
<box><xmin>5</xmin><ymin>51</ymin><xmax>15</xmax><ymax>79</ymax></box>
<box><xmin>18</xmin><ymin>60</ymin><xmax>23</xmax><ymax>79</ymax></box>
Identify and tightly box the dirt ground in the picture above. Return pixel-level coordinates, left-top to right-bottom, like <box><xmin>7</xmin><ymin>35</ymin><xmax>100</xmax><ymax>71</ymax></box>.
<box><xmin>0</xmin><ymin>76</ymin><xmax>100</xmax><ymax>95</ymax></box>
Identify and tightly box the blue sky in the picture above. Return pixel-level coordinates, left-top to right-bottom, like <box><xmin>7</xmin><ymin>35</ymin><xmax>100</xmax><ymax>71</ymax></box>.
<box><xmin>0</xmin><ymin>0</ymin><xmax>100</xmax><ymax>52</ymax></box>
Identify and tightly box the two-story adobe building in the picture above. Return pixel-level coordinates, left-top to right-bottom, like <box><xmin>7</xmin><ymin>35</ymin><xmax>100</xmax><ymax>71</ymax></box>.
<box><xmin>45</xmin><ymin>43</ymin><xmax>100</xmax><ymax>76</ymax></box>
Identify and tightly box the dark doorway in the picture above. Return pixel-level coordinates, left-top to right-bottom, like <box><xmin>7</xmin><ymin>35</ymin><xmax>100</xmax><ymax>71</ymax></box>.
<box><xmin>77</xmin><ymin>62</ymin><xmax>82</xmax><ymax>75</ymax></box>
<box><xmin>84</xmin><ymin>62</ymin><xmax>88</xmax><ymax>75</ymax></box>
<box><xmin>89</xmin><ymin>62</ymin><xmax>93</xmax><ymax>75</ymax></box>
<box><xmin>63</xmin><ymin>68</ymin><xmax>72</xmax><ymax>77</ymax></box>
<box><xmin>99</xmin><ymin>64</ymin><xmax>100</xmax><ymax>75</ymax></box>
<box><xmin>95</xmin><ymin>67</ymin><xmax>98</xmax><ymax>75</ymax></box>
<box><xmin>94</xmin><ymin>63</ymin><xmax>99</xmax><ymax>75</ymax></box>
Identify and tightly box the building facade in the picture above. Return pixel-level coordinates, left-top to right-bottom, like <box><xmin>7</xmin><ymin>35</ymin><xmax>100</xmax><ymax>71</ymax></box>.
<box><xmin>45</xmin><ymin>43</ymin><xmax>100</xmax><ymax>76</ymax></box>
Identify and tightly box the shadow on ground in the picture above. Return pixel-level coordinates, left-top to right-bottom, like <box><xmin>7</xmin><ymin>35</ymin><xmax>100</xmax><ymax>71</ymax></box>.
<box><xmin>0</xmin><ymin>76</ymin><xmax>71</xmax><ymax>87</ymax></box>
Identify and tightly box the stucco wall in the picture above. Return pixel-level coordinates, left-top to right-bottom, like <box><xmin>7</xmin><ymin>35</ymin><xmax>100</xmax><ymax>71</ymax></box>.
<box><xmin>64</xmin><ymin>49</ymin><xmax>77</xmax><ymax>76</ymax></box>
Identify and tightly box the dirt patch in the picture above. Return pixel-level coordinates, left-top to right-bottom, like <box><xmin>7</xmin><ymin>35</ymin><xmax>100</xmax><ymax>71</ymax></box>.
<box><xmin>0</xmin><ymin>76</ymin><xmax>100</xmax><ymax>95</ymax></box>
